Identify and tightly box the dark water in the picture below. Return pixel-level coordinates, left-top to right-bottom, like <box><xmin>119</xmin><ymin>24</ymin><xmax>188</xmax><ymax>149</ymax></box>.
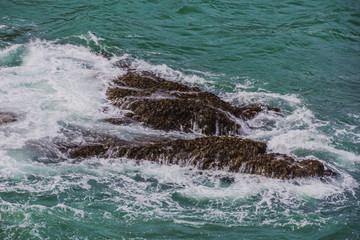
<box><xmin>0</xmin><ymin>0</ymin><xmax>359</xmax><ymax>239</ymax></box>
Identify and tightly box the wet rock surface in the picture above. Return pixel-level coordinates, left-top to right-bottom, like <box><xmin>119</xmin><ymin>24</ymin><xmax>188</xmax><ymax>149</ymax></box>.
<box><xmin>68</xmin><ymin>136</ymin><xmax>336</xmax><ymax>179</ymax></box>
<box><xmin>106</xmin><ymin>72</ymin><xmax>279</xmax><ymax>135</ymax></box>
<box><xmin>40</xmin><ymin>70</ymin><xmax>335</xmax><ymax>179</ymax></box>
<box><xmin>0</xmin><ymin>112</ymin><xmax>17</xmax><ymax>124</ymax></box>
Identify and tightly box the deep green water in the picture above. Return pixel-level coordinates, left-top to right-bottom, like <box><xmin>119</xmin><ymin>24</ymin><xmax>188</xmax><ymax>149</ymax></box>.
<box><xmin>0</xmin><ymin>0</ymin><xmax>359</xmax><ymax>239</ymax></box>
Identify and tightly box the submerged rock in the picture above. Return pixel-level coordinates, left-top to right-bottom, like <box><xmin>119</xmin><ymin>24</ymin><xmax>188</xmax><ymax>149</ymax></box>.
<box><xmin>0</xmin><ymin>112</ymin><xmax>17</xmax><ymax>124</ymax></box>
<box><xmin>106</xmin><ymin>72</ymin><xmax>279</xmax><ymax>135</ymax></box>
<box><xmin>68</xmin><ymin>136</ymin><xmax>335</xmax><ymax>179</ymax></box>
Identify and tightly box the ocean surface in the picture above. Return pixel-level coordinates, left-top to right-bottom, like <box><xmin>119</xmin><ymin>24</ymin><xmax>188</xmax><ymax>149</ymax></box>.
<box><xmin>0</xmin><ymin>0</ymin><xmax>359</xmax><ymax>239</ymax></box>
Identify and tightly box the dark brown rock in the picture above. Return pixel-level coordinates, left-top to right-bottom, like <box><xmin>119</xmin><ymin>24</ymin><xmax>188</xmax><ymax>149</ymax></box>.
<box><xmin>103</xmin><ymin>117</ymin><xmax>137</xmax><ymax>125</ymax></box>
<box><xmin>68</xmin><ymin>136</ymin><xmax>335</xmax><ymax>179</ymax></box>
<box><xmin>0</xmin><ymin>112</ymin><xmax>17</xmax><ymax>124</ymax></box>
<box><xmin>68</xmin><ymin>144</ymin><xmax>109</xmax><ymax>159</ymax></box>
<box><xmin>126</xmin><ymin>98</ymin><xmax>240</xmax><ymax>135</ymax></box>
<box><xmin>61</xmin><ymin>70</ymin><xmax>335</xmax><ymax>179</ymax></box>
<box><xmin>245</xmin><ymin>154</ymin><xmax>335</xmax><ymax>179</ymax></box>
<box><xmin>106</xmin><ymin>72</ymin><xmax>279</xmax><ymax>135</ymax></box>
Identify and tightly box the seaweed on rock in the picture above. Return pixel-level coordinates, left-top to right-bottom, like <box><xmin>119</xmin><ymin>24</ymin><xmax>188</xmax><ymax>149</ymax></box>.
<box><xmin>106</xmin><ymin>72</ymin><xmax>279</xmax><ymax>135</ymax></box>
<box><xmin>68</xmin><ymin>136</ymin><xmax>336</xmax><ymax>179</ymax></box>
<box><xmin>61</xmin><ymin>70</ymin><xmax>336</xmax><ymax>179</ymax></box>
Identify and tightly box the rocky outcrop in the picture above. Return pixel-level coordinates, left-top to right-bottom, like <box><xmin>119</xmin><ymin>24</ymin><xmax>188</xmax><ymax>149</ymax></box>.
<box><xmin>43</xmin><ymin>70</ymin><xmax>335</xmax><ymax>179</ymax></box>
<box><xmin>0</xmin><ymin>112</ymin><xmax>17</xmax><ymax>124</ymax></box>
<box><xmin>68</xmin><ymin>136</ymin><xmax>335</xmax><ymax>179</ymax></box>
<box><xmin>106</xmin><ymin>72</ymin><xmax>279</xmax><ymax>135</ymax></box>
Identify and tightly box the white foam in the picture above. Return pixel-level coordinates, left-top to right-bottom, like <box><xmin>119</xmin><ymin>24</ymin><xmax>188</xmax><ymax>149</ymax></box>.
<box><xmin>0</xmin><ymin>44</ymin><xmax>22</xmax><ymax>58</ymax></box>
<box><xmin>78</xmin><ymin>31</ymin><xmax>104</xmax><ymax>47</ymax></box>
<box><xmin>0</xmin><ymin>39</ymin><xmax>124</xmax><ymax>148</ymax></box>
<box><xmin>130</xmin><ymin>59</ymin><xmax>208</xmax><ymax>85</ymax></box>
<box><xmin>52</xmin><ymin>203</ymin><xmax>85</xmax><ymax>218</ymax></box>
<box><xmin>223</xmin><ymin>88</ymin><xmax>302</xmax><ymax>106</ymax></box>
<box><xmin>0</xmin><ymin>151</ymin><xmax>357</xmax><ymax>230</ymax></box>
<box><xmin>232</xmin><ymin>76</ymin><xmax>256</xmax><ymax>89</ymax></box>
<box><xmin>348</xmin><ymin>113</ymin><xmax>360</xmax><ymax>120</ymax></box>
<box><xmin>88</xmin><ymin>31</ymin><xmax>104</xmax><ymax>46</ymax></box>
<box><xmin>183</xmin><ymin>68</ymin><xmax>225</xmax><ymax>79</ymax></box>
<box><xmin>0</xmin><ymin>150</ymin><xmax>27</xmax><ymax>180</ymax></box>
<box><xmin>218</xmin><ymin>84</ymin><xmax>360</xmax><ymax>166</ymax></box>
<box><xmin>245</xmin><ymin>106</ymin><xmax>360</xmax><ymax>164</ymax></box>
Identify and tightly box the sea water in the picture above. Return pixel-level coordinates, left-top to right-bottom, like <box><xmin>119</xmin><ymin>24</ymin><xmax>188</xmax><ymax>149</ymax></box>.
<box><xmin>0</xmin><ymin>0</ymin><xmax>359</xmax><ymax>239</ymax></box>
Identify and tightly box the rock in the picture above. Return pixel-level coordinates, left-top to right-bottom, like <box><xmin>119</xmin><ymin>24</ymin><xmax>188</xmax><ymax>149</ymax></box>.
<box><xmin>68</xmin><ymin>136</ymin><xmax>336</xmax><ymax>179</ymax></box>
<box><xmin>106</xmin><ymin>72</ymin><xmax>279</xmax><ymax>135</ymax></box>
<box><xmin>53</xmin><ymin>124</ymin><xmax>174</xmax><ymax>160</ymax></box>
<box><xmin>103</xmin><ymin>117</ymin><xmax>137</xmax><ymax>125</ymax></box>
<box><xmin>68</xmin><ymin>144</ymin><xmax>110</xmax><ymax>159</ymax></box>
<box><xmin>52</xmin><ymin>70</ymin><xmax>335</xmax><ymax>179</ymax></box>
<box><xmin>0</xmin><ymin>112</ymin><xmax>17</xmax><ymax>124</ymax></box>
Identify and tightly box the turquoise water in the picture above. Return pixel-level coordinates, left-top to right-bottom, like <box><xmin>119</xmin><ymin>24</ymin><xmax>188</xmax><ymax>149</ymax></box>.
<box><xmin>0</xmin><ymin>0</ymin><xmax>359</xmax><ymax>239</ymax></box>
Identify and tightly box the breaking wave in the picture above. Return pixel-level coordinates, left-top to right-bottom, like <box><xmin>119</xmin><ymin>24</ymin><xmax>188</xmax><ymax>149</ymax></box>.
<box><xmin>0</xmin><ymin>38</ymin><xmax>359</xmax><ymax>239</ymax></box>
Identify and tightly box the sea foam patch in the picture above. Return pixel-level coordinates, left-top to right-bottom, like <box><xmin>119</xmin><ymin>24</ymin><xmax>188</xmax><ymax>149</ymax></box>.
<box><xmin>0</xmin><ymin>39</ymin><xmax>124</xmax><ymax>148</ymax></box>
<box><xmin>129</xmin><ymin>58</ymin><xmax>208</xmax><ymax>85</ymax></box>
